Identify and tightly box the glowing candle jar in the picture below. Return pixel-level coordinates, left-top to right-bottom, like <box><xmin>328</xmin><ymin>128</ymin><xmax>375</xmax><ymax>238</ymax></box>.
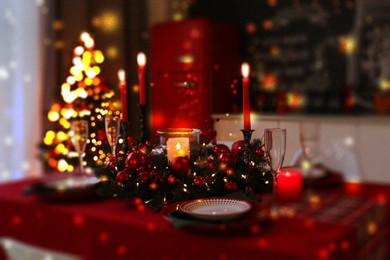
<box><xmin>278</xmin><ymin>168</ymin><xmax>303</xmax><ymax>201</ymax></box>
<box><xmin>166</xmin><ymin>138</ymin><xmax>190</xmax><ymax>162</ymax></box>
<box><xmin>157</xmin><ymin>128</ymin><xmax>201</xmax><ymax>162</ymax></box>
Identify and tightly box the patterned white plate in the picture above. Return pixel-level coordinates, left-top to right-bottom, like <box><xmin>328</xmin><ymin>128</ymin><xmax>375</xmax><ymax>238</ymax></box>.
<box><xmin>179</xmin><ymin>198</ymin><xmax>252</xmax><ymax>220</ymax></box>
<box><xmin>44</xmin><ymin>175</ymin><xmax>100</xmax><ymax>190</ymax></box>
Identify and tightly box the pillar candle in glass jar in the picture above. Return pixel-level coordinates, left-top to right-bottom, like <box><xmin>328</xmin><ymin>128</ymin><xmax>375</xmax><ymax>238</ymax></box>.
<box><xmin>166</xmin><ymin>137</ymin><xmax>190</xmax><ymax>162</ymax></box>
<box><xmin>157</xmin><ymin>128</ymin><xmax>201</xmax><ymax>162</ymax></box>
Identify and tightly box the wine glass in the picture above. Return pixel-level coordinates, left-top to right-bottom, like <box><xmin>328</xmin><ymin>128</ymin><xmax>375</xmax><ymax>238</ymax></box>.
<box><xmin>299</xmin><ymin>122</ymin><xmax>321</xmax><ymax>198</ymax></box>
<box><xmin>105</xmin><ymin>115</ymin><xmax>121</xmax><ymax>157</ymax></box>
<box><xmin>71</xmin><ymin>119</ymin><xmax>89</xmax><ymax>174</ymax></box>
<box><xmin>299</xmin><ymin>122</ymin><xmax>320</xmax><ymax>161</ymax></box>
<box><xmin>264</xmin><ymin>128</ymin><xmax>286</xmax><ymax>196</ymax></box>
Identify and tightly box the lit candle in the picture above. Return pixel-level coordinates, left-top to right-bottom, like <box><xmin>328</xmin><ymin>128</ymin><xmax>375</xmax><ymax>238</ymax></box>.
<box><xmin>241</xmin><ymin>62</ymin><xmax>251</xmax><ymax>130</ymax></box>
<box><xmin>166</xmin><ymin>137</ymin><xmax>190</xmax><ymax>162</ymax></box>
<box><xmin>118</xmin><ymin>69</ymin><xmax>128</xmax><ymax>122</ymax></box>
<box><xmin>137</xmin><ymin>52</ymin><xmax>147</xmax><ymax>105</ymax></box>
<box><xmin>278</xmin><ymin>168</ymin><xmax>303</xmax><ymax>201</ymax></box>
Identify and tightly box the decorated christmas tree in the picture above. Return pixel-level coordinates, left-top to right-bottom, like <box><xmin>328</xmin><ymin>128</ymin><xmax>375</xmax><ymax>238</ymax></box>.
<box><xmin>41</xmin><ymin>32</ymin><xmax>120</xmax><ymax>173</ymax></box>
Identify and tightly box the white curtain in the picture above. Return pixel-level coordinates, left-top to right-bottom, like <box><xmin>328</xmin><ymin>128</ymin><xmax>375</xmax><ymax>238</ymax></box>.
<box><xmin>0</xmin><ymin>0</ymin><xmax>43</xmax><ymax>182</ymax></box>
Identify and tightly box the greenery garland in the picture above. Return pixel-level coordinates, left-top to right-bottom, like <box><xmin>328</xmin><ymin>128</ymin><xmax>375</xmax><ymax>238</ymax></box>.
<box><xmin>95</xmin><ymin>137</ymin><xmax>273</xmax><ymax>211</ymax></box>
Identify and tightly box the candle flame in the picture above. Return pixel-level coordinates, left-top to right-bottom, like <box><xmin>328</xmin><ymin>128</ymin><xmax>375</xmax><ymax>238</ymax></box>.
<box><xmin>241</xmin><ymin>62</ymin><xmax>250</xmax><ymax>78</ymax></box>
<box><xmin>137</xmin><ymin>52</ymin><xmax>146</xmax><ymax>67</ymax></box>
<box><xmin>175</xmin><ymin>142</ymin><xmax>181</xmax><ymax>150</ymax></box>
<box><xmin>118</xmin><ymin>69</ymin><xmax>126</xmax><ymax>84</ymax></box>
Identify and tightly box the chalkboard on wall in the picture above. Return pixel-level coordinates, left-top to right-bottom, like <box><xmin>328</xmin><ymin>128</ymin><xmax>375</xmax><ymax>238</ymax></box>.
<box><xmin>189</xmin><ymin>0</ymin><xmax>390</xmax><ymax>114</ymax></box>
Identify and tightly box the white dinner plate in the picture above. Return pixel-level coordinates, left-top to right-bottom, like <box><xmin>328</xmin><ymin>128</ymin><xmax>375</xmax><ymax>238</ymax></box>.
<box><xmin>179</xmin><ymin>198</ymin><xmax>252</xmax><ymax>220</ymax></box>
<box><xmin>44</xmin><ymin>174</ymin><xmax>101</xmax><ymax>190</ymax></box>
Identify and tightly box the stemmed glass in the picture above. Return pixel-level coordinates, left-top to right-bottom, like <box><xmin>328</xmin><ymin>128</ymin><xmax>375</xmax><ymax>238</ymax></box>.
<box><xmin>299</xmin><ymin>122</ymin><xmax>320</xmax><ymax>170</ymax></box>
<box><xmin>105</xmin><ymin>115</ymin><xmax>121</xmax><ymax>157</ymax></box>
<box><xmin>71</xmin><ymin>119</ymin><xmax>89</xmax><ymax>174</ymax></box>
<box><xmin>264</xmin><ymin>128</ymin><xmax>286</xmax><ymax>197</ymax></box>
<box><xmin>299</xmin><ymin>122</ymin><xmax>320</xmax><ymax>197</ymax></box>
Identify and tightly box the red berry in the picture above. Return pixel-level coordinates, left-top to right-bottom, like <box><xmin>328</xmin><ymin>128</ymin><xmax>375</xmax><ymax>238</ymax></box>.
<box><xmin>116</xmin><ymin>170</ymin><xmax>130</xmax><ymax>183</ymax></box>
<box><xmin>126</xmin><ymin>151</ymin><xmax>146</xmax><ymax>170</ymax></box>
<box><xmin>193</xmin><ymin>176</ymin><xmax>206</xmax><ymax>186</ymax></box>
<box><xmin>224</xmin><ymin>181</ymin><xmax>237</xmax><ymax>192</ymax></box>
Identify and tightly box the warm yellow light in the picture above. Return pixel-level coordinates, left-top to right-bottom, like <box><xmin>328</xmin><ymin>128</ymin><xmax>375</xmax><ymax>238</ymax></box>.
<box><xmin>79</xmin><ymin>110</ymin><xmax>91</xmax><ymax>117</ymax></box>
<box><xmin>48</xmin><ymin>111</ymin><xmax>60</xmax><ymax>122</ymax></box>
<box><xmin>51</xmin><ymin>103</ymin><xmax>61</xmax><ymax>112</ymax></box>
<box><xmin>66</xmin><ymin>76</ymin><xmax>76</xmax><ymax>85</ymax></box>
<box><xmin>74</xmin><ymin>73</ymin><xmax>83</xmax><ymax>82</ymax></box>
<box><xmin>91</xmin><ymin>66</ymin><xmax>100</xmax><ymax>75</ymax></box>
<box><xmin>84</xmin><ymin>77</ymin><xmax>93</xmax><ymax>86</ymax></box>
<box><xmin>55</xmin><ymin>143</ymin><xmax>66</xmax><ymax>154</ymax></box>
<box><xmin>339</xmin><ymin>36</ymin><xmax>356</xmax><ymax>55</ymax></box>
<box><xmin>59</xmin><ymin>118</ymin><xmax>71</xmax><ymax>129</ymax></box>
<box><xmin>105</xmin><ymin>46</ymin><xmax>118</xmax><ymax>59</ymax></box>
<box><xmin>92</xmin><ymin>77</ymin><xmax>101</xmax><ymax>86</ymax></box>
<box><xmin>43</xmin><ymin>131</ymin><xmax>55</xmax><ymax>145</ymax></box>
<box><xmin>46</xmin><ymin>130</ymin><xmax>56</xmax><ymax>140</ymax></box>
<box><xmin>57</xmin><ymin>159</ymin><xmax>68</xmax><ymax>172</ymax></box>
<box><xmin>379</xmin><ymin>78</ymin><xmax>390</xmax><ymax>91</ymax></box>
<box><xmin>94</xmin><ymin>51</ymin><xmax>104</xmax><ymax>63</ymax></box>
<box><xmin>75</xmin><ymin>88</ymin><xmax>88</xmax><ymax>99</ymax></box>
<box><xmin>56</xmin><ymin>131</ymin><xmax>68</xmax><ymax>141</ymax></box>
<box><xmin>74</xmin><ymin>46</ymin><xmax>84</xmax><ymax>56</ymax></box>
<box><xmin>73</xmin><ymin>57</ymin><xmax>82</xmax><ymax>65</ymax></box>
<box><xmin>84</xmin><ymin>37</ymin><xmax>95</xmax><ymax>48</ymax></box>
<box><xmin>86</xmin><ymin>70</ymin><xmax>96</xmax><ymax>79</ymax></box>
<box><xmin>80</xmin><ymin>32</ymin><xmax>91</xmax><ymax>42</ymax></box>
<box><xmin>82</xmin><ymin>51</ymin><xmax>92</xmax><ymax>63</ymax></box>
<box><xmin>61</xmin><ymin>107</ymin><xmax>75</xmax><ymax>119</ymax></box>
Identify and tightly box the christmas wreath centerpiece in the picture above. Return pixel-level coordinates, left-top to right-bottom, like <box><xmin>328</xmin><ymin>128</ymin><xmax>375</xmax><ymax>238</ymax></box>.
<box><xmin>95</xmin><ymin>129</ymin><xmax>273</xmax><ymax>211</ymax></box>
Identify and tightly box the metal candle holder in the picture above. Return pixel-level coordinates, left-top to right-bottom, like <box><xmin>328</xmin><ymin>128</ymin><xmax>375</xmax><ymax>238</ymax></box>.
<box><xmin>122</xmin><ymin>122</ymin><xmax>129</xmax><ymax>154</ymax></box>
<box><xmin>241</xmin><ymin>129</ymin><xmax>254</xmax><ymax>165</ymax></box>
<box><xmin>139</xmin><ymin>104</ymin><xmax>147</xmax><ymax>143</ymax></box>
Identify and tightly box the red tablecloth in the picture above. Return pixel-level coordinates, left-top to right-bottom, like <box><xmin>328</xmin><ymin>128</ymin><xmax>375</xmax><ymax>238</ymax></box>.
<box><xmin>0</xmin><ymin>178</ymin><xmax>388</xmax><ymax>260</ymax></box>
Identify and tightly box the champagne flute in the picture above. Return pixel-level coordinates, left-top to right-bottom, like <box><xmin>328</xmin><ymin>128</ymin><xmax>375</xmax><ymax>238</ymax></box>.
<box><xmin>105</xmin><ymin>115</ymin><xmax>120</xmax><ymax>157</ymax></box>
<box><xmin>71</xmin><ymin>119</ymin><xmax>89</xmax><ymax>174</ymax></box>
<box><xmin>264</xmin><ymin>128</ymin><xmax>286</xmax><ymax>196</ymax></box>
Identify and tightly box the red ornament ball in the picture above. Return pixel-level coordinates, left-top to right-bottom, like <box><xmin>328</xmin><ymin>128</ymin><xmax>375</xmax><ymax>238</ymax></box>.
<box><xmin>97</xmin><ymin>129</ymin><xmax>106</xmax><ymax>141</ymax></box>
<box><xmin>231</xmin><ymin>140</ymin><xmax>246</xmax><ymax>155</ymax></box>
<box><xmin>171</xmin><ymin>157</ymin><xmax>191</xmax><ymax>176</ymax></box>
<box><xmin>206</xmin><ymin>158</ymin><xmax>216</xmax><ymax>170</ymax></box>
<box><xmin>213</xmin><ymin>144</ymin><xmax>230</xmax><ymax>155</ymax></box>
<box><xmin>126</xmin><ymin>151</ymin><xmax>146</xmax><ymax>170</ymax></box>
<box><xmin>255</xmin><ymin>147</ymin><xmax>265</xmax><ymax>157</ymax></box>
<box><xmin>138</xmin><ymin>171</ymin><xmax>151</xmax><ymax>183</ymax></box>
<box><xmin>193</xmin><ymin>176</ymin><xmax>206</xmax><ymax>186</ymax></box>
<box><xmin>116</xmin><ymin>170</ymin><xmax>130</xmax><ymax>183</ymax></box>
<box><xmin>107</xmin><ymin>157</ymin><xmax>117</xmax><ymax>170</ymax></box>
<box><xmin>224</xmin><ymin>181</ymin><xmax>237</xmax><ymax>192</ymax></box>
<box><xmin>218</xmin><ymin>152</ymin><xmax>233</xmax><ymax>166</ymax></box>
